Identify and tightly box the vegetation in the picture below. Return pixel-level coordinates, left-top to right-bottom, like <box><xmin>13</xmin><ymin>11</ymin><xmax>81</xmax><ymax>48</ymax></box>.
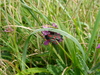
<box><xmin>0</xmin><ymin>0</ymin><xmax>100</xmax><ymax>75</ymax></box>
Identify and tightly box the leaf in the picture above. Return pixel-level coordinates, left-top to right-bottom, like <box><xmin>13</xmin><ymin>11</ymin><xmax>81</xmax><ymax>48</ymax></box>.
<box><xmin>16</xmin><ymin>68</ymin><xmax>49</xmax><ymax>75</ymax></box>
<box><xmin>56</xmin><ymin>59</ymin><xmax>66</xmax><ymax>70</ymax></box>
<box><xmin>47</xmin><ymin>65</ymin><xmax>59</xmax><ymax>75</ymax></box>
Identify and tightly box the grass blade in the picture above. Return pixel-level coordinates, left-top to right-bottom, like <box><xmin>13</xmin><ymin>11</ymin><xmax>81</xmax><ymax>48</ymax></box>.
<box><xmin>16</xmin><ymin>68</ymin><xmax>49</xmax><ymax>75</ymax></box>
<box><xmin>86</xmin><ymin>10</ymin><xmax>100</xmax><ymax>60</ymax></box>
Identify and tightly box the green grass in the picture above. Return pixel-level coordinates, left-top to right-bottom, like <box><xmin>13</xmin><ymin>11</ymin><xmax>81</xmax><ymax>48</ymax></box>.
<box><xmin>0</xmin><ymin>0</ymin><xmax>100</xmax><ymax>75</ymax></box>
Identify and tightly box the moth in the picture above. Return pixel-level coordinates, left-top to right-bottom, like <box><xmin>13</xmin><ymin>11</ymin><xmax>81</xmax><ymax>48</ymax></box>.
<box><xmin>45</xmin><ymin>33</ymin><xmax>63</xmax><ymax>44</ymax></box>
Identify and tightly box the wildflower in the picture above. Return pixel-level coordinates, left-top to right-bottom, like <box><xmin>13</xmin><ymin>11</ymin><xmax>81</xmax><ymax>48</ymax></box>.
<box><xmin>42</xmin><ymin>23</ymin><xmax>63</xmax><ymax>45</ymax></box>
<box><xmin>42</xmin><ymin>25</ymin><xmax>50</xmax><ymax>35</ymax></box>
<box><xmin>52</xmin><ymin>23</ymin><xmax>58</xmax><ymax>28</ymax></box>
<box><xmin>4</xmin><ymin>27</ymin><xmax>14</xmax><ymax>32</ymax></box>
<box><xmin>96</xmin><ymin>44</ymin><xmax>100</xmax><ymax>49</ymax></box>
<box><xmin>44</xmin><ymin>40</ymin><xmax>50</xmax><ymax>45</ymax></box>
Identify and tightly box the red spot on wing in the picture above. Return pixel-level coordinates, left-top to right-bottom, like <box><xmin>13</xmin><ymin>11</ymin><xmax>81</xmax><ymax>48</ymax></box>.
<box><xmin>48</xmin><ymin>34</ymin><xmax>52</xmax><ymax>37</ymax></box>
<box><xmin>53</xmin><ymin>36</ymin><xmax>56</xmax><ymax>39</ymax></box>
<box><xmin>56</xmin><ymin>36</ymin><xmax>60</xmax><ymax>38</ymax></box>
